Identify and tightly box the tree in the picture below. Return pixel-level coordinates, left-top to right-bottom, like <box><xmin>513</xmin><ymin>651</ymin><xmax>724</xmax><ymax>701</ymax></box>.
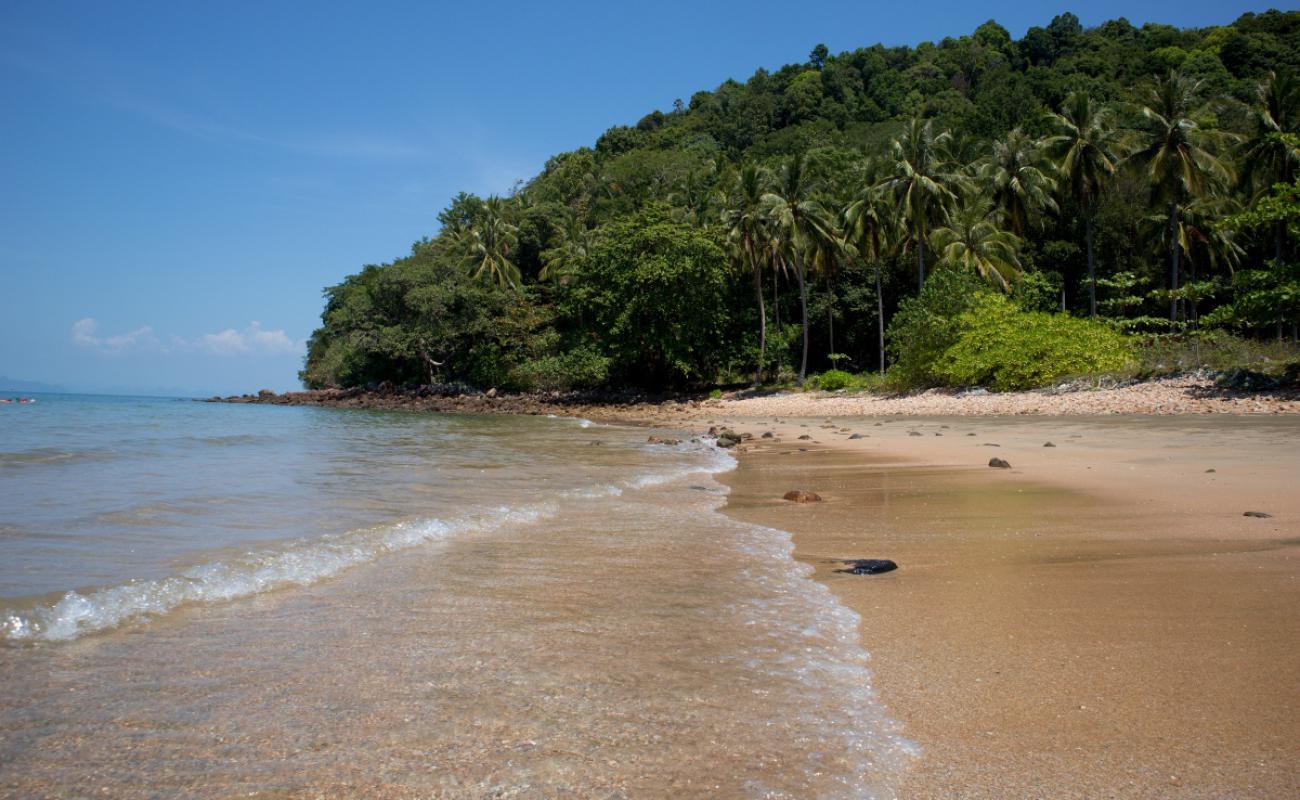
<box><xmin>1123</xmin><ymin>70</ymin><xmax>1235</xmax><ymax>322</ymax></box>
<box><xmin>1240</xmin><ymin>72</ymin><xmax>1300</xmax><ymax>275</ymax></box>
<box><xmin>462</xmin><ymin>196</ymin><xmax>522</xmax><ymax>291</ymax></box>
<box><xmin>575</xmin><ymin>205</ymin><xmax>731</xmax><ymax>386</ymax></box>
<box><xmin>539</xmin><ymin>209</ymin><xmax>593</xmax><ymax>285</ymax></box>
<box><xmin>763</xmin><ymin>153</ymin><xmax>835</xmax><ymax>385</ymax></box>
<box><xmin>930</xmin><ymin>198</ymin><xmax>1024</xmax><ymax>292</ymax></box>
<box><xmin>880</xmin><ymin>116</ymin><xmax>962</xmax><ymax>291</ymax></box>
<box><xmin>722</xmin><ymin>164</ymin><xmax>773</xmax><ymax>384</ymax></box>
<box><xmin>842</xmin><ymin>177</ymin><xmax>897</xmax><ymax>373</ymax></box>
<box><xmin>1046</xmin><ymin>92</ymin><xmax>1120</xmax><ymax>317</ymax></box>
<box><xmin>980</xmin><ymin>128</ymin><xmax>1058</xmax><ymax>237</ymax></box>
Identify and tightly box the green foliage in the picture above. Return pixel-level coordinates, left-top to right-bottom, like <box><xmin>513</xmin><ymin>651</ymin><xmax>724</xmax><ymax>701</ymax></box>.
<box><xmin>886</xmin><ymin>269</ymin><xmax>990</xmax><ymax>388</ymax></box>
<box><xmin>937</xmin><ymin>295</ymin><xmax>1136</xmax><ymax>390</ymax></box>
<box><xmin>807</xmin><ymin>368</ymin><xmax>855</xmax><ymax>391</ymax></box>
<box><xmin>300</xmin><ymin>11</ymin><xmax>1300</xmax><ymax>395</ymax></box>
<box><xmin>573</xmin><ymin>206</ymin><xmax>734</xmax><ymax>386</ymax></box>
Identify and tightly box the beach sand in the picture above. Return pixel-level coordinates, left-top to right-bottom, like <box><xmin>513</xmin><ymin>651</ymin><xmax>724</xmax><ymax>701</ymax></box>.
<box><xmin>706</xmin><ymin>415</ymin><xmax>1300</xmax><ymax>798</ymax></box>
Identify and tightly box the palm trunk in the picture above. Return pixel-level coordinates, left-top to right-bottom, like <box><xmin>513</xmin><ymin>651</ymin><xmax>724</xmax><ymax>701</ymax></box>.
<box><xmin>916</xmin><ymin>224</ymin><xmax>926</xmax><ymax>291</ymax></box>
<box><xmin>752</xmin><ymin>255</ymin><xmax>766</xmax><ymax>387</ymax></box>
<box><xmin>796</xmin><ymin>257</ymin><xmax>809</xmax><ymax>386</ymax></box>
<box><xmin>1276</xmin><ymin>221</ymin><xmax>1286</xmax><ymax>343</ymax></box>
<box><xmin>1086</xmin><ymin>214</ymin><xmax>1096</xmax><ymax>319</ymax></box>
<box><xmin>875</xmin><ymin>262</ymin><xmax>886</xmax><ymax>375</ymax></box>
<box><xmin>1168</xmin><ymin>201</ymin><xmax>1180</xmax><ymax>323</ymax></box>
<box><xmin>826</xmin><ymin>274</ymin><xmax>835</xmax><ymax>359</ymax></box>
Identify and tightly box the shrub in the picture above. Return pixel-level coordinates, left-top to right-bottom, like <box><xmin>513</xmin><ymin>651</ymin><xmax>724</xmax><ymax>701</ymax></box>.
<box><xmin>809</xmin><ymin>369</ymin><xmax>855</xmax><ymax>391</ymax></box>
<box><xmin>935</xmin><ymin>294</ymin><xmax>1136</xmax><ymax>390</ymax></box>
<box><xmin>886</xmin><ymin>269</ymin><xmax>990</xmax><ymax>389</ymax></box>
<box><xmin>509</xmin><ymin>345</ymin><xmax>611</xmax><ymax>391</ymax></box>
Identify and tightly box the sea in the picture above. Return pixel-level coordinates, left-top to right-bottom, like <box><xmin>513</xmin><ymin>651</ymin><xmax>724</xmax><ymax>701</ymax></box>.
<box><xmin>0</xmin><ymin>393</ymin><xmax>914</xmax><ymax>798</ymax></box>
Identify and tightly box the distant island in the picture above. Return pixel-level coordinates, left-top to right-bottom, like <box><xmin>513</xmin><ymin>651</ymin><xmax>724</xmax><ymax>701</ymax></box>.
<box><xmin>300</xmin><ymin>10</ymin><xmax>1300</xmax><ymax>399</ymax></box>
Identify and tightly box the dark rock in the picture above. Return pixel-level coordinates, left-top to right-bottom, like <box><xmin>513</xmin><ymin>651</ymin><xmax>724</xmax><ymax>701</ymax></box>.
<box><xmin>988</xmin><ymin>457</ymin><xmax>1012</xmax><ymax>469</ymax></box>
<box><xmin>798</xmin><ymin>434</ymin><xmax>812</xmax><ymax>440</ymax></box>
<box><xmin>908</xmin><ymin>431</ymin><xmax>922</xmax><ymax>437</ymax></box>
<box><xmin>783</xmin><ymin>490</ymin><xmax>822</xmax><ymax>503</ymax></box>
<box><xmin>836</xmin><ymin>559</ymin><xmax>898</xmax><ymax>575</ymax></box>
<box><xmin>589</xmin><ymin>441</ymin><xmax>604</xmax><ymax>447</ymax></box>
<box><xmin>848</xmin><ymin>433</ymin><xmax>866</xmax><ymax>440</ymax></box>
<box><xmin>761</xmin><ymin>432</ymin><xmax>774</xmax><ymax>439</ymax></box>
<box><xmin>967</xmin><ymin>433</ymin><xmax>977</xmax><ymax>436</ymax></box>
<box><xmin>983</xmin><ymin>443</ymin><xmax>1001</xmax><ymax>447</ymax></box>
<box><xmin>1044</xmin><ymin>442</ymin><xmax>1056</xmax><ymax>447</ymax></box>
<box><xmin>1243</xmin><ymin>511</ymin><xmax>1273</xmax><ymax>518</ymax></box>
<box><xmin>1205</xmin><ymin>468</ymin><xmax>1216</xmax><ymax>473</ymax></box>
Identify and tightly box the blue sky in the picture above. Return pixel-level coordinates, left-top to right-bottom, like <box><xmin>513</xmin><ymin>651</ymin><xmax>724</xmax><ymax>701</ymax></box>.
<box><xmin>1</xmin><ymin>1</ymin><xmax>1291</xmax><ymax>395</ymax></box>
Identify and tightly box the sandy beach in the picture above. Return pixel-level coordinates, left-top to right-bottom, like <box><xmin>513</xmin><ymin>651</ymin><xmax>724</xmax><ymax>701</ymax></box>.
<box><xmin>697</xmin><ymin>413</ymin><xmax>1300</xmax><ymax>798</ymax></box>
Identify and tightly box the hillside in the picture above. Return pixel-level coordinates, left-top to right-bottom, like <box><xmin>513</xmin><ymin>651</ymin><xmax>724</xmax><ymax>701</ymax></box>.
<box><xmin>301</xmin><ymin>9</ymin><xmax>1300</xmax><ymax>393</ymax></box>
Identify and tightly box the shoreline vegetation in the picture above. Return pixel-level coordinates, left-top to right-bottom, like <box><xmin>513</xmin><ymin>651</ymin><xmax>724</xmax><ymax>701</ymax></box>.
<box><xmin>295</xmin><ymin>11</ymin><xmax>1300</xmax><ymax>404</ymax></box>
<box><xmin>215</xmin><ymin>371</ymin><xmax>1300</xmax><ymax>417</ymax></box>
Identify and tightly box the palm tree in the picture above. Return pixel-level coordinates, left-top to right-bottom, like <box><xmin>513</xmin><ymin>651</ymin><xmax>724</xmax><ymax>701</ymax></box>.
<box><xmin>462</xmin><ymin>196</ymin><xmax>522</xmax><ymax>290</ymax></box>
<box><xmin>762</xmin><ymin>154</ymin><xmax>834</xmax><ymax>385</ymax></box>
<box><xmin>1123</xmin><ymin>70</ymin><xmax>1235</xmax><ymax>321</ymax></box>
<box><xmin>539</xmin><ymin>209</ymin><xmax>592</xmax><ymax>285</ymax></box>
<box><xmin>1046</xmin><ymin>92</ymin><xmax>1120</xmax><ymax>317</ymax></box>
<box><xmin>880</xmin><ymin>116</ymin><xmax>962</xmax><ymax>291</ymax></box>
<box><xmin>980</xmin><ymin>128</ymin><xmax>1058</xmax><ymax>237</ymax></box>
<box><xmin>1240</xmin><ymin>71</ymin><xmax>1300</xmax><ymax>272</ymax></box>
<box><xmin>843</xmin><ymin>177</ymin><xmax>897</xmax><ymax>374</ymax></box>
<box><xmin>929</xmin><ymin>199</ymin><xmax>1023</xmax><ymax>292</ymax></box>
<box><xmin>722</xmin><ymin>164</ymin><xmax>772</xmax><ymax>385</ymax></box>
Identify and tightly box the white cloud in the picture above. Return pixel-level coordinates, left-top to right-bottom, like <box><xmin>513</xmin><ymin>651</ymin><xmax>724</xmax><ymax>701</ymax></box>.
<box><xmin>71</xmin><ymin>319</ymin><xmax>301</xmax><ymax>357</ymax></box>
<box><xmin>70</xmin><ymin>318</ymin><xmax>161</xmax><ymax>354</ymax></box>
<box><xmin>194</xmin><ymin>322</ymin><xmax>300</xmax><ymax>356</ymax></box>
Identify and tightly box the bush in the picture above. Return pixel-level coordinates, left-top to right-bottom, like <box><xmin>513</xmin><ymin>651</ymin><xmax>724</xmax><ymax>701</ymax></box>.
<box><xmin>509</xmin><ymin>345</ymin><xmax>611</xmax><ymax>391</ymax></box>
<box><xmin>935</xmin><ymin>294</ymin><xmax>1136</xmax><ymax>390</ymax></box>
<box><xmin>886</xmin><ymin>269</ymin><xmax>990</xmax><ymax>389</ymax></box>
<box><xmin>808</xmin><ymin>369</ymin><xmax>855</xmax><ymax>391</ymax></box>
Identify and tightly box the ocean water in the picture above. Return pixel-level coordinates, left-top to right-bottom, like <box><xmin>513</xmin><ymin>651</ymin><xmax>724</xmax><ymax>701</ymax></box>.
<box><xmin>0</xmin><ymin>394</ymin><xmax>913</xmax><ymax>797</ymax></box>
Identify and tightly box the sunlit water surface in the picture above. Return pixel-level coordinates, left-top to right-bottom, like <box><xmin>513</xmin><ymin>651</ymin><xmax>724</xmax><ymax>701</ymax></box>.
<box><xmin>0</xmin><ymin>395</ymin><xmax>913</xmax><ymax>797</ymax></box>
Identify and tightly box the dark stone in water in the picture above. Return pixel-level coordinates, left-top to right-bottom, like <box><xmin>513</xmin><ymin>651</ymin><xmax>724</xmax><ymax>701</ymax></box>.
<box><xmin>848</xmin><ymin>433</ymin><xmax>866</xmax><ymax>440</ymax></box>
<box><xmin>837</xmin><ymin>559</ymin><xmax>898</xmax><ymax>575</ymax></box>
<box><xmin>1243</xmin><ymin>511</ymin><xmax>1272</xmax><ymax>518</ymax></box>
<box><xmin>797</xmin><ymin>434</ymin><xmax>812</xmax><ymax>440</ymax></box>
<box><xmin>1043</xmin><ymin>442</ymin><xmax>1056</xmax><ymax>447</ymax></box>
<box><xmin>761</xmin><ymin>431</ymin><xmax>774</xmax><ymax>438</ymax></box>
<box><xmin>988</xmin><ymin>457</ymin><xmax>1012</xmax><ymax>469</ymax></box>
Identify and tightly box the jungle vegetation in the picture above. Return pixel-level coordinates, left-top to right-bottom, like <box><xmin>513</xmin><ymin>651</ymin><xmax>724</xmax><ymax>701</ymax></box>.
<box><xmin>302</xmin><ymin>10</ymin><xmax>1300</xmax><ymax>393</ymax></box>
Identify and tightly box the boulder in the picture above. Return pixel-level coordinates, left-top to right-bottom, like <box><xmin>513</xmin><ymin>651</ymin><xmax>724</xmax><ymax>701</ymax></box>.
<box><xmin>836</xmin><ymin>559</ymin><xmax>898</xmax><ymax>575</ymax></box>
<box><xmin>1043</xmin><ymin>442</ymin><xmax>1056</xmax><ymax>447</ymax></box>
<box><xmin>1243</xmin><ymin>511</ymin><xmax>1273</xmax><ymax>518</ymax></box>
<box><xmin>761</xmin><ymin>431</ymin><xmax>774</xmax><ymax>439</ymax></box>
<box><xmin>797</xmin><ymin>434</ymin><xmax>812</xmax><ymax>440</ymax></box>
<box><xmin>848</xmin><ymin>433</ymin><xmax>866</xmax><ymax>440</ymax></box>
<box><xmin>783</xmin><ymin>490</ymin><xmax>822</xmax><ymax>503</ymax></box>
<box><xmin>988</xmin><ymin>457</ymin><xmax>1011</xmax><ymax>469</ymax></box>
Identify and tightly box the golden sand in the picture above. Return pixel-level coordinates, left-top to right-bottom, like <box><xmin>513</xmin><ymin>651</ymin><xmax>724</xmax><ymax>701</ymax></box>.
<box><xmin>710</xmin><ymin>415</ymin><xmax>1300</xmax><ymax>798</ymax></box>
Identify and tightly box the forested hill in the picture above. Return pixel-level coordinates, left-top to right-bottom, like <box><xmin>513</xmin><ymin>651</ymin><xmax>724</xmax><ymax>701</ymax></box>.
<box><xmin>301</xmin><ymin>10</ymin><xmax>1300</xmax><ymax>394</ymax></box>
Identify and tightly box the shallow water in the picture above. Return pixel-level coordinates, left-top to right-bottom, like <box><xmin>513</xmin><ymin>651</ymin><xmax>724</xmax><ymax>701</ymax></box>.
<box><xmin>0</xmin><ymin>396</ymin><xmax>913</xmax><ymax>797</ymax></box>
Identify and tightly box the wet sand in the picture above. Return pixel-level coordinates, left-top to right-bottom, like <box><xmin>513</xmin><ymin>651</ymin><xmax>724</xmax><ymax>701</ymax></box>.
<box><xmin>714</xmin><ymin>416</ymin><xmax>1300</xmax><ymax>798</ymax></box>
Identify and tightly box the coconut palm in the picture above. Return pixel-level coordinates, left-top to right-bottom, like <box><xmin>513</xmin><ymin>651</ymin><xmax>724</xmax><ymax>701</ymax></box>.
<box><xmin>762</xmin><ymin>153</ymin><xmax>835</xmax><ymax>385</ymax></box>
<box><xmin>462</xmin><ymin>196</ymin><xmax>522</xmax><ymax>290</ymax></box>
<box><xmin>929</xmin><ymin>199</ymin><xmax>1023</xmax><ymax>292</ymax></box>
<box><xmin>843</xmin><ymin>177</ymin><xmax>897</xmax><ymax>374</ymax></box>
<box><xmin>721</xmin><ymin>164</ymin><xmax>773</xmax><ymax>385</ymax></box>
<box><xmin>1123</xmin><ymin>70</ymin><xmax>1235</xmax><ymax>321</ymax></box>
<box><xmin>980</xmin><ymin>128</ymin><xmax>1059</xmax><ymax>237</ymax></box>
<box><xmin>880</xmin><ymin>116</ymin><xmax>962</xmax><ymax>291</ymax></box>
<box><xmin>539</xmin><ymin>209</ymin><xmax>593</xmax><ymax>285</ymax></box>
<box><xmin>1240</xmin><ymin>71</ymin><xmax>1300</xmax><ymax>268</ymax></box>
<box><xmin>1045</xmin><ymin>92</ymin><xmax>1121</xmax><ymax>317</ymax></box>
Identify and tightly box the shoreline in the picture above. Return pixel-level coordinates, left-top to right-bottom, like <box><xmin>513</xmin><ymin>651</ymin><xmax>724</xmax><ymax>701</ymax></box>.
<box><xmin>711</xmin><ymin>414</ymin><xmax>1300</xmax><ymax>798</ymax></box>
<box><xmin>214</xmin><ymin>373</ymin><xmax>1300</xmax><ymax>420</ymax></box>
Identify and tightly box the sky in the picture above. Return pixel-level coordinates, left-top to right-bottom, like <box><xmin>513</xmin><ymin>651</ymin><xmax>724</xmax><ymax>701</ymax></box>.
<box><xmin>1</xmin><ymin>1</ymin><xmax>1293</xmax><ymax>396</ymax></box>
